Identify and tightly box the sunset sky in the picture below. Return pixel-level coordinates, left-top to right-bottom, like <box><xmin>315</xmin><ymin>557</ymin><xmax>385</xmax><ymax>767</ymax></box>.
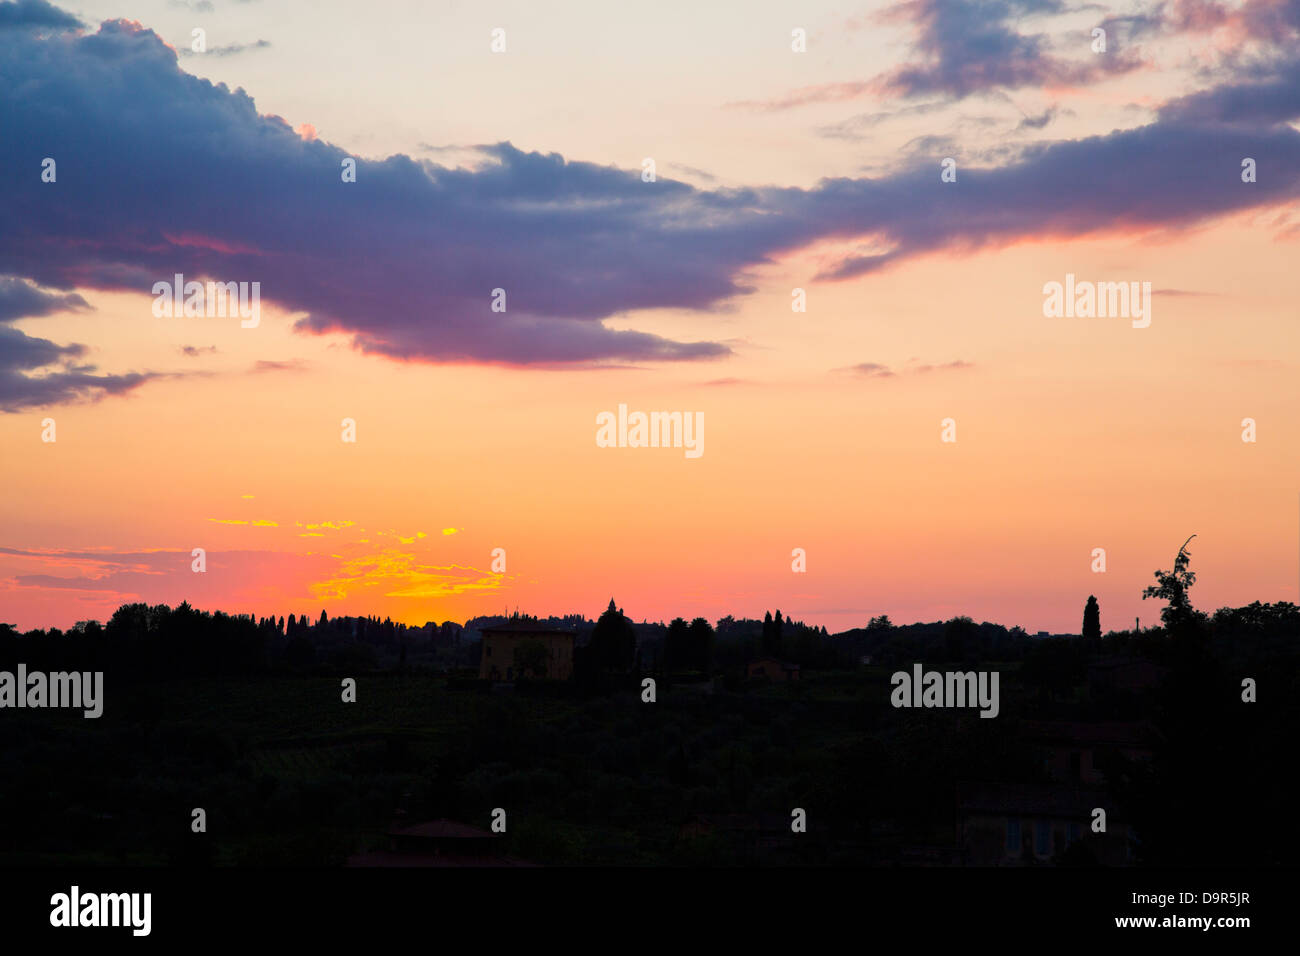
<box><xmin>2</xmin><ymin>0</ymin><xmax>1298</xmax><ymax>634</ymax></box>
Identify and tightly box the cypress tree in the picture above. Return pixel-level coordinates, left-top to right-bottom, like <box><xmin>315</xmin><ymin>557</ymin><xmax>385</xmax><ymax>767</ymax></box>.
<box><xmin>1083</xmin><ymin>595</ymin><xmax>1101</xmax><ymax>644</ymax></box>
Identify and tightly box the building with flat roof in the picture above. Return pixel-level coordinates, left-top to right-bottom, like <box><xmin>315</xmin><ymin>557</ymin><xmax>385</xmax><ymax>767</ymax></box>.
<box><xmin>747</xmin><ymin>657</ymin><xmax>800</xmax><ymax>681</ymax></box>
<box><xmin>479</xmin><ymin>622</ymin><xmax>576</xmax><ymax>680</ymax></box>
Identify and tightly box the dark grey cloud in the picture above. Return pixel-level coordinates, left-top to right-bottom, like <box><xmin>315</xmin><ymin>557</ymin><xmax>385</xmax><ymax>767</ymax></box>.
<box><xmin>913</xmin><ymin>360</ymin><xmax>975</xmax><ymax>373</ymax></box>
<box><xmin>0</xmin><ymin>361</ymin><xmax>160</xmax><ymax>412</ymax></box>
<box><xmin>1017</xmin><ymin>106</ymin><xmax>1059</xmax><ymax>129</ymax></box>
<box><xmin>848</xmin><ymin>362</ymin><xmax>898</xmax><ymax>378</ymax></box>
<box><xmin>0</xmin><ymin>277</ymin><xmax>161</xmax><ymax>411</ymax></box>
<box><xmin>0</xmin><ymin>322</ymin><xmax>83</xmax><ymax>367</ymax></box>
<box><xmin>0</xmin><ymin>16</ymin><xmax>752</xmax><ymax>368</ymax></box>
<box><xmin>0</xmin><ymin>0</ymin><xmax>77</xmax><ymax>29</ymax></box>
<box><xmin>1101</xmin><ymin>0</ymin><xmax>1300</xmax><ymax>50</ymax></box>
<box><xmin>741</xmin><ymin>0</ymin><xmax>1146</xmax><ymax>111</ymax></box>
<box><xmin>1240</xmin><ymin>0</ymin><xmax>1300</xmax><ymax>40</ymax></box>
<box><xmin>878</xmin><ymin>0</ymin><xmax>1142</xmax><ymax>100</ymax></box>
<box><xmin>1096</xmin><ymin>11</ymin><xmax>1166</xmax><ymax>45</ymax></box>
<box><xmin>180</xmin><ymin>38</ymin><xmax>269</xmax><ymax>57</ymax></box>
<box><xmin>251</xmin><ymin>358</ymin><xmax>308</xmax><ymax>373</ymax></box>
<box><xmin>0</xmin><ymin>276</ymin><xmax>88</xmax><ymax>321</ymax></box>
<box><xmin>811</xmin><ymin>118</ymin><xmax>1300</xmax><ymax>280</ymax></box>
<box><xmin>1</xmin><ymin>5</ymin><xmax>1298</xmax><ymax>384</ymax></box>
<box><xmin>845</xmin><ymin>360</ymin><xmax>974</xmax><ymax>378</ymax></box>
<box><xmin>817</xmin><ymin>100</ymin><xmax>953</xmax><ymax>140</ymax></box>
<box><xmin>666</xmin><ymin>163</ymin><xmax>718</xmax><ymax>184</ymax></box>
<box><xmin>1158</xmin><ymin>60</ymin><xmax>1300</xmax><ymax>125</ymax></box>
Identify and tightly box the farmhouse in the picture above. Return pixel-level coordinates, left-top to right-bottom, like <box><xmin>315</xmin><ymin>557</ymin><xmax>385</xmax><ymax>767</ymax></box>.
<box><xmin>747</xmin><ymin>658</ymin><xmax>800</xmax><ymax>681</ymax></box>
<box><xmin>479</xmin><ymin>622</ymin><xmax>576</xmax><ymax>680</ymax></box>
<box><xmin>958</xmin><ymin>781</ymin><xmax>1134</xmax><ymax>866</ymax></box>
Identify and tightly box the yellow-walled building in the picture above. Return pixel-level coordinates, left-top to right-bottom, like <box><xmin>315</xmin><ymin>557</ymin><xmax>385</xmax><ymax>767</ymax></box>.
<box><xmin>479</xmin><ymin>623</ymin><xmax>576</xmax><ymax>680</ymax></box>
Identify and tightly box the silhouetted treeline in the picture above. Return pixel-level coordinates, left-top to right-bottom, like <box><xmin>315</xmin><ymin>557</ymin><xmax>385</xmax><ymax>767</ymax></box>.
<box><xmin>5</xmin><ymin>594</ymin><xmax>1297</xmax><ymax>690</ymax></box>
<box><xmin>831</xmin><ymin>615</ymin><xmax>1037</xmax><ymax>668</ymax></box>
<box><xmin>1113</xmin><ymin>600</ymin><xmax>1299</xmax><ymax>865</ymax></box>
<box><xmin>0</xmin><ymin>602</ymin><xmax>482</xmax><ymax>681</ymax></box>
<box><xmin>1</xmin><ymin>586</ymin><xmax>1297</xmax><ymax>865</ymax></box>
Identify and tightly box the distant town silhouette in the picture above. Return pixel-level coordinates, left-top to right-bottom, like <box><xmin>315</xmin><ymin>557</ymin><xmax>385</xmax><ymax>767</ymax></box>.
<box><xmin>1</xmin><ymin>541</ymin><xmax>1295</xmax><ymax>866</ymax></box>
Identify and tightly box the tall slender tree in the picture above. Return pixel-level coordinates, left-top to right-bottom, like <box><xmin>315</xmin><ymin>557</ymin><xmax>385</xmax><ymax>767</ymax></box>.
<box><xmin>1083</xmin><ymin>595</ymin><xmax>1101</xmax><ymax>644</ymax></box>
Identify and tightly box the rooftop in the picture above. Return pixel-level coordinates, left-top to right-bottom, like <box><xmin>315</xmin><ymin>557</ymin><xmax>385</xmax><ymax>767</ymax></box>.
<box><xmin>481</xmin><ymin>622</ymin><xmax>576</xmax><ymax>636</ymax></box>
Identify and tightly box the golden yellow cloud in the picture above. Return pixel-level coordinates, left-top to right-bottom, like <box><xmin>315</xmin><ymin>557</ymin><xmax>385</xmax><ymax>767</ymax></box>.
<box><xmin>308</xmin><ymin>549</ymin><xmax>505</xmax><ymax>602</ymax></box>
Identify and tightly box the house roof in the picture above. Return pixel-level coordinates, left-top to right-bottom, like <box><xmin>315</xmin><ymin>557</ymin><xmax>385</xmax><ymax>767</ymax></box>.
<box><xmin>481</xmin><ymin>623</ymin><xmax>576</xmax><ymax>637</ymax></box>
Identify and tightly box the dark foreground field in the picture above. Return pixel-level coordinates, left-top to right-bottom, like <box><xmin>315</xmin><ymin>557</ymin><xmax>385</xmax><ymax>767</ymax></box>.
<box><xmin>0</xmin><ymin>648</ymin><xmax>1291</xmax><ymax>867</ymax></box>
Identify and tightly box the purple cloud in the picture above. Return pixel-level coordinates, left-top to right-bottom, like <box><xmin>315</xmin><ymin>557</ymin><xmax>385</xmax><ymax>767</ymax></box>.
<box><xmin>877</xmin><ymin>0</ymin><xmax>1142</xmax><ymax>100</ymax></box>
<box><xmin>0</xmin><ymin>0</ymin><xmax>77</xmax><ymax>29</ymax></box>
<box><xmin>845</xmin><ymin>360</ymin><xmax>974</xmax><ymax>378</ymax></box>
<box><xmin>1</xmin><ymin>5</ymin><xmax>1298</xmax><ymax>392</ymax></box>
<box><xmin>849</xmin><ymin>362</ymin><xmax>899</xmax><ymax>378</ymax></box>
<box><xmin>0</xmin><ymin>277</ymin><xmax>162</xmax><ymax>411</ymax></box>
